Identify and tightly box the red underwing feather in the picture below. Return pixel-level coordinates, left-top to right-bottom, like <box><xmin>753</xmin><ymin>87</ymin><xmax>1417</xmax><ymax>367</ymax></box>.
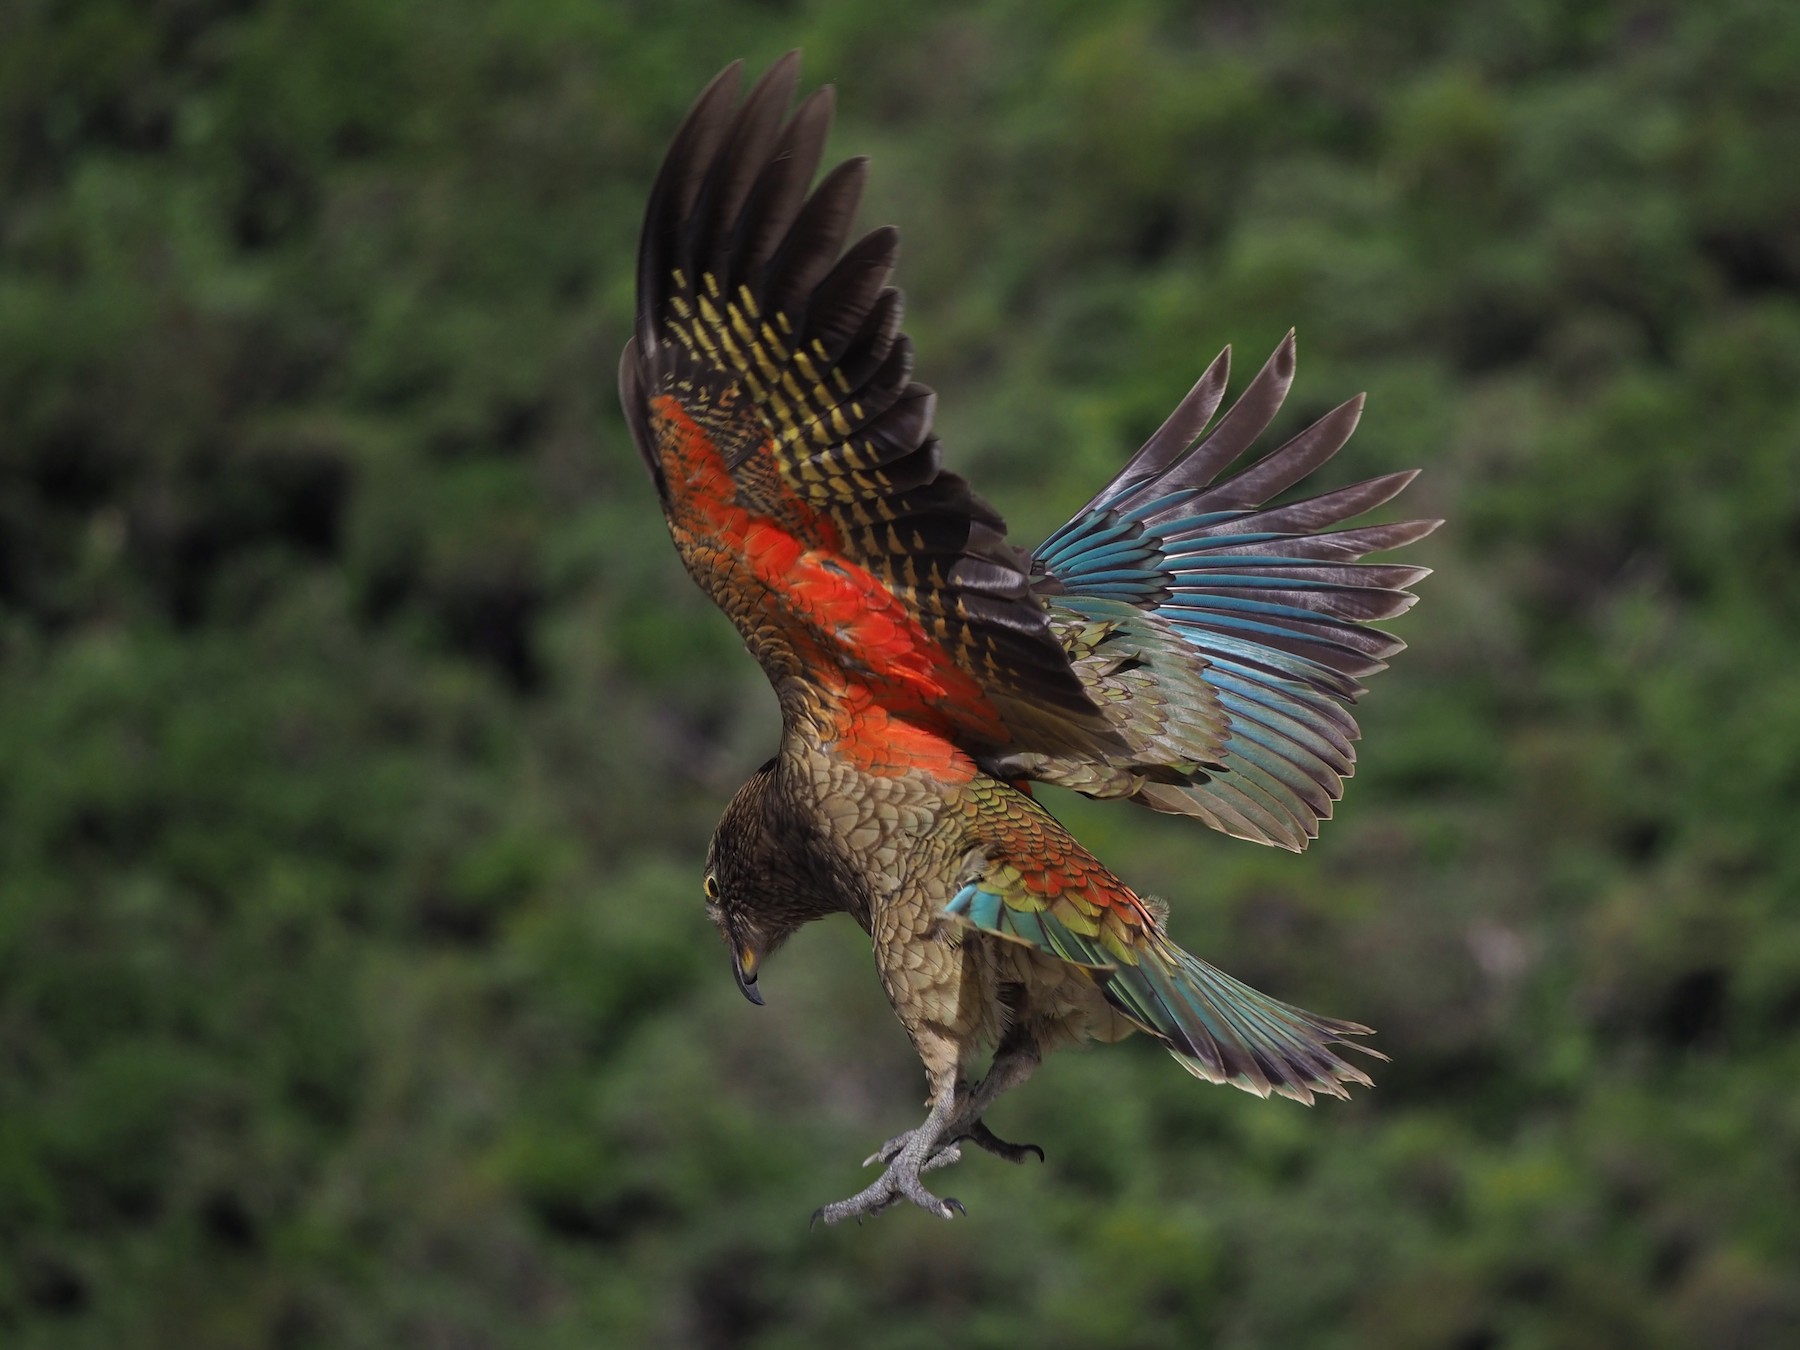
<box><xmin>623</xmin><ymin>55</ymin><xmax>1123</xmax><ymax>768</ymax></box>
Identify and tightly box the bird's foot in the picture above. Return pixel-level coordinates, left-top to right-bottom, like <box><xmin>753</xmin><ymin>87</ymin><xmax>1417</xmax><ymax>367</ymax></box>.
<box><xmin>861</xmin><ymin>1117</ymin><xmax>1042</xmax><ymax>1171</ymax></box>
<box><xmin>862</xmin><ymin>1128</ymin><xmax>929</xmax><ymax>1169</ymax></box>
<box><xmin>861</xmin><ymin>1131</ymin><xmax>963</xmax><ymax>1174</ymax></box>
<box><xmin>812</xmin><ymin>1152</ymin><xmax>965</xmax><ymax>1227</ymax></box>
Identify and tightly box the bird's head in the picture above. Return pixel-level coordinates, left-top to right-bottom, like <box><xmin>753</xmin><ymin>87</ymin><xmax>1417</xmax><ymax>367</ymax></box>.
<box><xmin>703</xmin><ymin>758</ymin><xmax>840</xmax><ymax>1006</ymax></box>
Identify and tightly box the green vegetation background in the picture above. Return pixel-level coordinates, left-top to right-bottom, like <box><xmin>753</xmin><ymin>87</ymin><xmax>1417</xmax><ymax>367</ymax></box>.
<box><xmin>4</xmin><ymin>1</ymin><xmax>1798</xmax><ymax>1346</ymax></box>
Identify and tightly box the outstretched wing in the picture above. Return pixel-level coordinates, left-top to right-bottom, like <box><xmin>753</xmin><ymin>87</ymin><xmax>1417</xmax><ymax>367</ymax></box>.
<box><xmin>621</xmin><ymin>56</ymin><xmax>1117</xmax><ymax>758</ymax></box>
<box><xmin>1028</xmin><ymin>335</ymin><xmax>1440</xmax><ymax>849</ymax></box>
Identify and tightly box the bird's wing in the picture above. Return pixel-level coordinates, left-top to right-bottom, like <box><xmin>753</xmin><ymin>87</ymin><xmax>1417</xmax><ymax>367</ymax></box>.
<box><xmin>1025</xmin><ymin>335</ymin><xmax>1440</xmax><ymax>849</ymax></box>
<box><xmin>622</xmin><ymin>56</ymin><xmax>1116</xmax><ymax>757</ymax></box>
<box><xmin>943</xmin><ymin>777</ymin><xmax>1380</xmax><ymax>1103</ymax></box>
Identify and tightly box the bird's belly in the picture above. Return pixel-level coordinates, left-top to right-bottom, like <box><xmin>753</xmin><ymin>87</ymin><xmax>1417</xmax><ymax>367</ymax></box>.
<box><xmin>871</xmin><ymin>882</ymin><xmax>1003</xmax><ymax>1044</ymax></box>
<box><xmin>997</xmin><ymin>941</ymin><xmax>1141</xmax><ymax>1051</ymax></box>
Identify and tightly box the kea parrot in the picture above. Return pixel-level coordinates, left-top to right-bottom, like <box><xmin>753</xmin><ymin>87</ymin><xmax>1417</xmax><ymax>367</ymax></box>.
<box><xmin>619</xmin><ymin>54</ymin><xmax>1438</xmax><ymax>1226</ymax></box>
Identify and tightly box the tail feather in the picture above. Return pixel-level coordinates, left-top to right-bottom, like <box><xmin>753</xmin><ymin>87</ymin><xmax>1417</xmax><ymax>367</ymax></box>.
<box><xmin>1129</xmin><ymin>939</ymin><xmax>1382</xmax><ymax>1104</ymax></box>
<box><xmin>946</xmin><ymin>784</ymin><xmax>1383</xmax><ymax>1106</ymax></box>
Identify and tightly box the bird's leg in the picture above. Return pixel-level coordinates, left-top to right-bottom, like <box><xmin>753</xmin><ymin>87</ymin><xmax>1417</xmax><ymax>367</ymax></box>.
<box><xmin>865</xmin><ymin>1031</ymin><xmax>1044</xmax><ymax>1169</ymax></box>
<box><xmin>951</xmin><ymin>1037</ymin><xmax>1044</xmax><ymax>1162</ymax></box>
<box><xmin>813</xmin><ymin>1086</ymin><xmax>966</xmax><ymax>1226</ymax></box>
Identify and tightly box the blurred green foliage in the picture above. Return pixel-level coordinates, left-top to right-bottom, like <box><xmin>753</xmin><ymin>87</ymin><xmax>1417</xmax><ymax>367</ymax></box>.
<box><xmin>3</xmin><ymin>1</ymin><xmax>1799</xmax><ymax>1346</ymax></box>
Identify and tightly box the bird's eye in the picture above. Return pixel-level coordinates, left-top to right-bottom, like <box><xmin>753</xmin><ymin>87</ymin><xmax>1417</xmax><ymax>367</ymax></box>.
<box><xmin>704</xmin><ymin>874</ymin><xmax>720</xmax><ymax>901</ymax></box>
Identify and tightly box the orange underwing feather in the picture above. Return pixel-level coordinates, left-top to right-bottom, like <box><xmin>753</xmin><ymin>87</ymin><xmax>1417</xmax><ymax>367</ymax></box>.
<box><xmin>621</xmin><ymin>55</ymin><xmax>1126</xmax><ymax>768</ymax></box>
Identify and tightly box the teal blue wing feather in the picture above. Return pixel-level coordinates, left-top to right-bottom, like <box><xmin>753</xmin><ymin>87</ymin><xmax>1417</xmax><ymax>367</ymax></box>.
<box><xmin>1033</xmin><ymin>334</ymin><xmax>1440</xmax><ymax>850</ymax></box>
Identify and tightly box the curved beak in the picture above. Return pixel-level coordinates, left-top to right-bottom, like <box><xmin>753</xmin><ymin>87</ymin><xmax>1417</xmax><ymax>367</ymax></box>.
<box><xmin>731</xmin><ymin>945</ymin><xmax>764</xmax><ymax>1006</ymax></box>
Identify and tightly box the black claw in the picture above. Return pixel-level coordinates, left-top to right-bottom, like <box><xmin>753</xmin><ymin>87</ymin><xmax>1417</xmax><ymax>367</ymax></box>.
<box><xmin>942</xmin><ymin>1197</ymin><xmax>965</xmax><ymax>1218</ymax></box>
<box><xmin>1025</xmin><ymin>1143</ymin><xmax>1046</xmax><ymax>1164</ymax></box>
<box><xmin>810</xmin><ymin>1207</ymin><xmax>825</xmax><ymax>1230</ymax></box>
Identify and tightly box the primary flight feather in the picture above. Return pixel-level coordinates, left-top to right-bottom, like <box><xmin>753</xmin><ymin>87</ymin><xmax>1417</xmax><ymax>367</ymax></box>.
<box><xmin>620</xmin><ymin>53</ymin><xmax>1438</xmax><ymax>1224</ymax></box>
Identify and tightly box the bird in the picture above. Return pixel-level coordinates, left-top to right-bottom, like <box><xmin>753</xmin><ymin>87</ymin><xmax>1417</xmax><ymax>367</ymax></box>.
<box><xmin>619</xmin><ymin>53</ymin><xmax>1438</xmax><ymax>1226</ymax></box>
